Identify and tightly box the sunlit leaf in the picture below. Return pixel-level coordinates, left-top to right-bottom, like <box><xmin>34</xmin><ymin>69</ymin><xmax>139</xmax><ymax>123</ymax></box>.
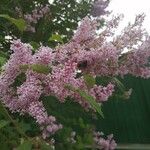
<box><xmin>48</xmin><ymin>34</ymin><xmax>63</xmax><ymax>43</ymax></box>
<box><xmin>0</xmin><ymin>14</ymin><xmax>26</xmax><ymax>32</ymax></box>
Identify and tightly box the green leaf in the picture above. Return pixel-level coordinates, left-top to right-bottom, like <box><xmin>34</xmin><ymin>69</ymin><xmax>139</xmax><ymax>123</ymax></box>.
<box><xmin>31</xmin><ymin>64</ymin><xmax>50</xmax><ymax>74</ymax></box>
<box><xmin>112</xmin><ymin>77</ymin><xmax>125</xmax><ymax>93</ymax></box>
<box><xmin>0</xmin><ymin>102</ymin><xmax>10</xmax><ymax>119</ymax></box>
<box><xmin>18</xmin><ymin>121</ymin><xmax>31</xmax><ymax>132</ymax></box>
<box><xmin>96</xmin><ymin>76</ymin><xmax>112</xmax><ymax>86</ymax></box>
<box><xmin>12</xmin><ymin>73</ymin><xmax>26</xmax><ymax>87</ymax></box>
<box><xmin>30</xmin><ymin>41</ymin><xmax>40</xmax><ymax>51</ymax></box>
<box><xmin>0</xmin><ymin>56</ymin><xmax>6</xmax><ymax>66</ymax></box>
<box><xmin>41</xmin><ymin>142</ymin><xmax>53</xmax><ymax>150</ymax></box>
<box><xmin>16</xmin><ymin>140</ymin><xmax>32</xmax><ymax>150</ymax></box>
<box><xmin>48</xmin><ymin>34</ymin><xmax>63</xmax><ymax>43</ymax></box>
<box><xmin>0</xmin><ymin>51</ymin><xmax>8</xmax><ymax>58</ymax></box>
<box><xmin>77</xmin><ymin>89</ymin><xmax>104</xmax><ymax>117</ymax></box>
<box><xmin>20</xmin><ymin>64</ymin><xmax>51</xmax><ymax>74</ymax></box>
<box><xmin>83</xmin><ymin>74</ymin><xmax>95</xmax><ymax>88</ymax></box>
<box><xmin>65</xmin><ymin>85</ymin><xmax>104</xmax><ymax>117</ymax></box>
<box><xmin>0</xmin><ymin>120</ymin><xmax>10</xmax><ymax>129</ymax></box>
<box><xmin>0</xmin><ymin>14</ymin><xmax>26</xmax><ymax>32</ymax></box>
<box><xmin>78</xmin><ymin>118</ymin><xmax>85</xmax><ymax>128</ymax></box>
<box><xmin>20</xmin><ymin>64</ymin><xmax>29</xmax><ymax>71</ymax></box>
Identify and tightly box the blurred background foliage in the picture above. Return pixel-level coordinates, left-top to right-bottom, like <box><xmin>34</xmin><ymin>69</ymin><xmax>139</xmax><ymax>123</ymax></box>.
<box><xmin>0</xmin><ymin>0</ymin><xmax>93</xmax><ymax>52</ymax></box>
<box><xmin>0</xmin><ymin>0</ymin><xmax>150</xmax><ymax>149</ymax></box>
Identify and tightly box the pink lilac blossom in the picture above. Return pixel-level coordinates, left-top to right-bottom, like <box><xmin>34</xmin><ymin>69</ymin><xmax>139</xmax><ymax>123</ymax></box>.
<box><xmin>98</xmin><ymin>14</ymin><xmax>124</xmax><ymax>42</ymax></box>
<box><xmin>112</xmin><ymin>14</ymin><xmax>147</xmax><ymax>53</ymax></box>
<box><xmin>32</xmin><ymin>46</ymin><xmax>54</xmax><ymax>65</ymax></box>
<box><xmin>28</xmin><ymin>101</ymin><xmax>62</xmax><ymax>139</ymax></box>
<box><xmin>16</xmin><ymin>71</ymin><xmax>43</xmax><ymax>112</ymax></box>
<box><xmin>24</xmin><ymin>5</ymin><xmax>50</xmax><ymax>32</ymax></box>
<box><xmin>0</xmin><ymin>39</ymin><xmax>32</xmax><ymax>96</ymax></box>
<box><xmin>91</xmin><ymin>0</ymin><xmax>110</xmax><ymax>17</ymax></box>
<box><xmin>93</xmin><ymin>131</ymin><xmax>117</xmax><ymax>150</ymax></box>
<box><xmin>72</xmin><ymin>17</ymin><xmax>97</xmax><ymax>44</ymax></box>
<box><xmin>45</xmin><ymin>60</ymin><xmax>87</xmax><ymax>103</ymax></box>
<box><xmin>76</xmin><ymin>43</ymin><xmax>118</xmax><ymax>76</ymax></box>
<box><xmin>1</xmin><ymin>14</ymin><xmax>150</xmax><ymax>140</ymax></box>
<box><xmin>118</xmin><ymin>38</ymin><xmax>150</xmax><ymax>78</ymax></box>
<box><xmin>90</xmin><ymin>83</ymin><xmax>115</xmax><ymax>102</ymax></box>
<box><xmin>0</xmin><ymin>40</ymin><xmax>61</xmax><ymax>138</ymax></box>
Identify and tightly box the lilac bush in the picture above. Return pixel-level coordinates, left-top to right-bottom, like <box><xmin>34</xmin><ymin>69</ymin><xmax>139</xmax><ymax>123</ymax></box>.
<box><xmin>0</xmin><ymin>13</ymin><xmax>150</xmax><ymax>149</ymax></box>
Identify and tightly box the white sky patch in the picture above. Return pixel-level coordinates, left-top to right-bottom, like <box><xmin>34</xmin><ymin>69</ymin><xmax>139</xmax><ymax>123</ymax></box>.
<box><xmin>108</xmin><ymin>0</ymin><xmax>150</xmax><ymax>33</ymax></box>
<box><xmin>49</xmin><ymin>0</ymin><xmax>54</xmax><ymax>4</ymax></box>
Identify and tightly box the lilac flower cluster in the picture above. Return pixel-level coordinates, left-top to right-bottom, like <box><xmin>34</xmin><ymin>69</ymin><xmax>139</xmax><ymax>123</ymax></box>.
<box><xmin>118</xmin><ymin>37</ymin><xmax>150</xmax><ymax>78</ymax></box>
<box><xmin>1</xmin><ymin>14</ymin><xmax>150</xmax><ymax>140</ymax></box>
<box><xmin>90</xmin><ymin>83</ymin><xmax>115</xmax><ymax>102</ymax></box>
<box><xmin>93</xmin><ymin>131</ymin><xmax>117</xmax><ymax>150</ymax></box>
<box><xmin>91</xmin><ymin>0</ymin><xmax>110</xmax><ymax>17</ymax></box>
<box><xmin>72</xmin><ymin>17</ymin><xmax>97</xmax><ymax>44</ymax></box>
<box><xmin>24</xmin><ymin>5</ymin><xmax>50</xmax><ymax>32</ymax></box>
<box><xmin>0</xmin><ymin>40</ymin><xmax>61</xmax><ymax>139</ymax></box>
<box><xmin>68</xmin><ymin>15</ymin><xmax>150</xmax><ymax>78</ymax></box>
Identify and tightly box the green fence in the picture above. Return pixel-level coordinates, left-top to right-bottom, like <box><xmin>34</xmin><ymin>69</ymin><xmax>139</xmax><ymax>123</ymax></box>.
<box><xmin>96</xmin><ymin>76</ymin><xmax>150</xmax><ymax>144</ymax></box>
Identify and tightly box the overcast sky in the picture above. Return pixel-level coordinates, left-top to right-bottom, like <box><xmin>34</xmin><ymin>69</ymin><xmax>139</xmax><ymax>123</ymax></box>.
<box><xmin>108</xmin><ymin>0</ymin><xmax>150</xmax><ymax>33</ymax></box>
